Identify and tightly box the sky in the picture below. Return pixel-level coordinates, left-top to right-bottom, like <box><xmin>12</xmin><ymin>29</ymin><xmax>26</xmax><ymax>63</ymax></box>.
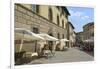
<box><xmin>67</xmin><ymin>6</ymin><xmax>94</xmax><ymax>33</ymax></box>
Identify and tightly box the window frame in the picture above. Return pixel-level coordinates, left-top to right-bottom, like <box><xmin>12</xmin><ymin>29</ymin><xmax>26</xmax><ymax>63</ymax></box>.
<box><xmin>48</xmin><ymin>8</ymin><xmax>53</xmax><ymax>21</ymax></box>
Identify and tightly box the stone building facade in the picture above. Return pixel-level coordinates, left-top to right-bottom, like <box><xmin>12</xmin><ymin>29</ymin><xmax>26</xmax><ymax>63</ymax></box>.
<box><xmin>67</xmin><ymin>22</ymin><xmax>76</xmax><ymax>47</ymax></box>
<box><xmin>83</xmin><ymin>22</ymin><xmax>94</xmax><ymax>40</ymax></box>
<box><xmin>14</xmin><ymin>4</ymin><xmax>75</xmax><ymax>52</ymax></box>
<box><xmin>76</xmin><ymin>32</ymin><xmax>84</xmax><ymax>47</ymax></box>
<box><xmin>76</xmin><ymin>32</ymin><xmax>83</xmax><ymax>42</ymax></box>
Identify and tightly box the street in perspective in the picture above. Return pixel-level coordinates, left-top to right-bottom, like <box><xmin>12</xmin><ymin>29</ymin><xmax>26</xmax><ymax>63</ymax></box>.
<box><xmin>14</xmin><ymin>3</ymin><xmax>94</xmax><ymax>65</ymax></box>
<box><xmin>28</xmin><ymin>48</ymin><xmax>93</xmax><ymax>64</ymax></box>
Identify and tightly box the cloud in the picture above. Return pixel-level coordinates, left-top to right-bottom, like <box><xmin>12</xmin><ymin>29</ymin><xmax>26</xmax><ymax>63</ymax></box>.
<box><xmin>81</xmin><ymin>15</ymin><xmax>90</xmax><ymax>20</ymax></box>
<box><xmin>69</xmin><ymin>10</ymin><xmax>90</xmax><ymax>21</ymax></box>
<box><xmin>69</xmin><ymin>10</ymin><xmax>84</xmax><ymax>17</ymax></box>
<box><xmin>73</xmin><ymin>12</ymin><xmax>83</xmax><ymax>17</ymax></box>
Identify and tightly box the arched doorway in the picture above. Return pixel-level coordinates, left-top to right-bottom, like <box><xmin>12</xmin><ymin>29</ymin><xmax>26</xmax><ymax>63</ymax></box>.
<box><xmin>48</xmin><ymin>33</ymin><xmax>54</xmax><ymax>53</ymax></box>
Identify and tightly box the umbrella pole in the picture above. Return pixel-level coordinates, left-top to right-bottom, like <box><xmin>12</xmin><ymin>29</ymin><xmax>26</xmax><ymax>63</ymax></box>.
<box><xmin>46</xmin><ymin>40</ymin><xmax>47</xmax><ymax>44</ymax></box>
<box><xmin>19</xmin><ymin>39</ymin><xmax>24</xmax><ymax>52</ymax></box>
<box><xmin>35</xmin><ymin>40</ymin><xmax>37</xmax><ymax>52</ymax></box>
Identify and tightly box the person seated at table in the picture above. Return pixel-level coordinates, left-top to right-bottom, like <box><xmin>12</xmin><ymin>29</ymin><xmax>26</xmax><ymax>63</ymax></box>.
<box><xmin>42</xmin><ymin>44</ymin><xmax>50</xmax><ymax>57</ymax></box>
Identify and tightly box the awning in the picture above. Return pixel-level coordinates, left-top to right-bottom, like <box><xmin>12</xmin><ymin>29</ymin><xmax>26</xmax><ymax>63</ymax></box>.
<box><xmin>37</xmin><ymin>33</ymin><xmax>58</xmax><ymax>41</ymax></box>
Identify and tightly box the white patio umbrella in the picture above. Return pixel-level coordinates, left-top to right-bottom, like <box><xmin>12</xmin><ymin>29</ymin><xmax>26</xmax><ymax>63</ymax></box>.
<box><xmin>89</xmin><ymin>37</ymin><xmax>94</xmax><ymax>42</ymax></box>
<box><xmin>15</xmin><ymin>28</ymin><xmax>44</xmax><ymax>52</ymax></box>
<box><xmin>37</xmin><ymin>33</ymin><xmax>58</xmax><ymax>41</ymax></box>
<box><xmin>60</xmin><ymin>39</ymin><xmax>69</xmax><ymax>48</ymax></box>
<box><xmin>83</xmin><ymin>37</ymin><xmax>94</xmax><ymax>43</ymax></box>
<box><xmin>83</xmin><ymin>40</ymin><xmax>87</xmax><ymax>42</ymax></box>
<box><xmin>37</xmin><ymin>34</ymin><xmax>58</xmax><ymax>52</ymax></box>
<box><xmin>85</xmin><ymin>39</ymin><xmax>94</xmax><ymax>42</ymax></box>
<box><xmin>60</xmin><ymin>39</ymin><xmax>69</xmax><ymax>42</ymax></box>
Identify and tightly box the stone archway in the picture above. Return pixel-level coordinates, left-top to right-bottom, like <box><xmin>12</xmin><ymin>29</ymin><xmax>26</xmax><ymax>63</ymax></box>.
<box><xmin>48</xmin><ymin>33</ymin><xmax>53</xmax><ymax>36</ymax></box>
<box><xmin>48</xmin><ymin>27</ymin><xmax>53</xmax><ymax>36</ymax></box>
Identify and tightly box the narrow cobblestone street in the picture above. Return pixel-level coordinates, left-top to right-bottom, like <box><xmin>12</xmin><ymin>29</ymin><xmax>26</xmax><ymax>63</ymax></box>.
<box><xmin>28</xmin><ymin>48</ymin><xmax>94</xmax><ymax>64</ymax></box>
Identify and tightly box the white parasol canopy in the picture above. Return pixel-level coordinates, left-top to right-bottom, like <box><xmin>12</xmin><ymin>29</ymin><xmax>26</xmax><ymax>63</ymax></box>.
<box><xmin>83</xmin><ymin>37</ymin><xmax>94</xmax><ymax>42</ymax></box>
<box><xmin>15</xmin><ymin>28</ymin><xmax>44</xmax><ymax>40</ymax></box>
<box><xmin>60</xmin><ymin>39</ymin><xmax>69</xmax><ymax>42</ymax></box>
<box><xmin>15</xmin><ymin>28</ymin><xmax>44</xmax><ymax>52</ymax></box>
<box><xmin>37</xmin><ymin>33</ymin><xmax>58</xmax><ymax>41</ymax></box>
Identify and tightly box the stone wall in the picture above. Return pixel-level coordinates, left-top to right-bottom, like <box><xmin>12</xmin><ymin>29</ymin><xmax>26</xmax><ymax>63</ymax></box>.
<box><xmin>15</xmin><ymin>4</ymin><xmax>68</xmax><ymax>39</ymax></box>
